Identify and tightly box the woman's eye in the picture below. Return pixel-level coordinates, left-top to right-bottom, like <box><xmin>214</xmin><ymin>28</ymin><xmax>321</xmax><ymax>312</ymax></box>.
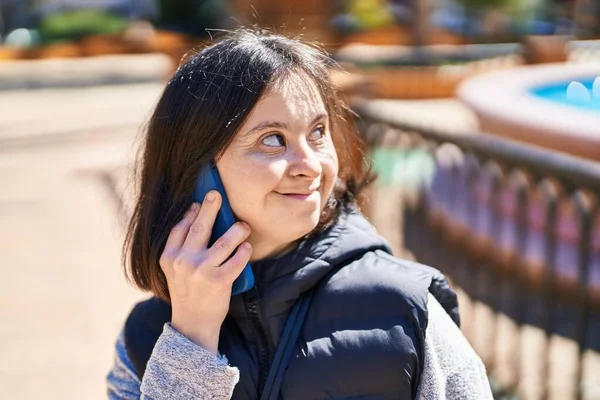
<box><xmin>309</xmin><ymin>126</ymin><xmax>326</xmax><ymax>141</ymax></box>
<box><xmin>262</xmin><ymin>133</ymin><xmax>285</xmax><ymax>147</ymax></box>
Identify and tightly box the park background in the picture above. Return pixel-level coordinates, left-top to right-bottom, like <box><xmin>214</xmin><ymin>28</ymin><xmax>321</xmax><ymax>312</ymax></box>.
<box><xmin>1</xmin><ymin>1</ymin><xmax>599</xmax><ymax>399</ymax></box>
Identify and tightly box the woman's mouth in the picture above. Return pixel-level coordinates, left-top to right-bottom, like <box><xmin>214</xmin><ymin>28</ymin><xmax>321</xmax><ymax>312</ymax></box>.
<box><xmin>276</xmin><ymin>191</ymin><xmax>319</xmax><ymax>202</ymax></box>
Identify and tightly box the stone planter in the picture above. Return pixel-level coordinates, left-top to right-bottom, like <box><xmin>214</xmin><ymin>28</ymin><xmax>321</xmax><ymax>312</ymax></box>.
<box><xmin>0</xmin><ymin>28</ymin><xmax>202</xmax><ymax>62</ymax></box>
<box><xmin>29</xmin><ymin>42</ymin><xmax>82</xmax><ymax>59</ymax></box>
<box><xmin>522</xmin><ymin>35</ymin><xmax>570</xmax><ymax>64</ymax></box>
<box><xmin>154</xmin><ymin>30</ymin><xmax>205</xmax><ymax>72</ymax></box>
<box><xmin>0</xmin><ymin>47</ymin><xmax>22</xmax><ymax>61</ymax></box>
<box><xmin>366</xmin><ymin>67</ymin><xmax>458</xmax><ymax>98</ymax></box>
<box><xmin>80</xmin><ymin>34</ymin><xmax>130</xmax><ymax>57</ymax></box>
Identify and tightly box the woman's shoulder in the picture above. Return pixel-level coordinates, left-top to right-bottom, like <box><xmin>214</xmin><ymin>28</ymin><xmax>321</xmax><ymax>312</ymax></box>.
<box><xmin>331</xmin><ymin>248</ymin><xmax>445</xmax><ymax>289</ymax></box>
<box><xmin>375</xmin><ymin>253</ymin><xmax>461</xmax><ymax>326</ymax></box>
<box><xmin>328</xmin><ymin>250</ymin><xmax>460</xmax><ymax>327</ymax></box>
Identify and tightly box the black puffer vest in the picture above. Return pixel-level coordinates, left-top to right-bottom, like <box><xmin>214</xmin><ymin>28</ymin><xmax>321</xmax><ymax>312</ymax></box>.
<box><xmin>124</xmin><ymin>207</ymin><xmax>460</xmax><ymax>399</ymax></box>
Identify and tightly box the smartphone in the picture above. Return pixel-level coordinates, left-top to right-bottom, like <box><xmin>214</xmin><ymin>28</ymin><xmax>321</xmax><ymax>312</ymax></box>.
<box><xmin>193</xmin><ymin>161</ymin><xmax>255</xmax><ymax>295</ymax></box>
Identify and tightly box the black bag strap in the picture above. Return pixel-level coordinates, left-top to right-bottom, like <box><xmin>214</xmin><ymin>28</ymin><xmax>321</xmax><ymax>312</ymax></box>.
<box><xmin>260</xmin><ymin>289</ymin><xmax>316</xmax><ymax>400</ymax></box>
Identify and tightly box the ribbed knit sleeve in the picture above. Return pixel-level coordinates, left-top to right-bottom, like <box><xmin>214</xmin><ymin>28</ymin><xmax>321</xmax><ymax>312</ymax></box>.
<box><xmin>416</xmin><ymin>293</ymin><xmax>493</xmax><ymax>399</ymax></box>
<box><xmin>107</xmin><ymin>323</ymin><xmax>239</xmax><ymax>399</ymax></box>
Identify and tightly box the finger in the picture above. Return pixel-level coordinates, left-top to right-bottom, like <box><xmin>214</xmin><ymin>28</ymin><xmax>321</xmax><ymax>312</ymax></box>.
<box><xmin>206</xmin><ymin>222</ymin><xmax>251</xmax><ymax>267</ymax></box>
<box><xmin>182</xmin><ymin>190</ymin><xmax>222</xmax><ymax>253</ymax></box>
<box><xmin>217</xmin><ymin>242</ymin><xmax>252</xmax><ymax>283</ymax></box>
<box><xmin>161</xmin><ymin>203</ymin><xmax>200</xmax><ymax>266</ymax></box>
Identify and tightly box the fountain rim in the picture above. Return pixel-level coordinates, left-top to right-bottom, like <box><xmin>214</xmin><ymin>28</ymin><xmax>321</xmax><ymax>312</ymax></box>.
<box><xmin>456</xmin><ymin>63</ymin><xmax>600</xmax><ymax>142</ymax></box>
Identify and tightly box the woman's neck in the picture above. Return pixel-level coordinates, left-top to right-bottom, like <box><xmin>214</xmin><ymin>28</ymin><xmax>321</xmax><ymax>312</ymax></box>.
<box><xmin>248</xmin><ymin>234</ymin><xmax>300</xmax><ymax>262</ymax></box>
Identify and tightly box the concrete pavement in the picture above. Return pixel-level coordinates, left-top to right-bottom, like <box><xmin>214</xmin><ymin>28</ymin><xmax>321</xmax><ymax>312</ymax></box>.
<box><xmin>0</xmin><ymin>83</ymin><xmax>163</xmax><ymax>399</ymax></box>
<box><xmin>0</xmin><ymin>53</ymin><xmax>173</xmax><ymax>91</ymax></box>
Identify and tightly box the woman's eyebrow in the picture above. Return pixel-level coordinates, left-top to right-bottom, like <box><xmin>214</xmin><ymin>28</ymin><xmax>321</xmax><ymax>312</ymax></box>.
<box><xmin>309</xmin><ymin>113</ymin><xmax>328</xmax><ymax>126</ymax></box>
<box><xmin>243</xmin><ymin>121</ymin><xmax>288</xmax><ymax>137</ymax></box>
<box><xmin>243</xmin><ymin>113</ymin><xmax>327</xmax><ymax>137</ymax></box>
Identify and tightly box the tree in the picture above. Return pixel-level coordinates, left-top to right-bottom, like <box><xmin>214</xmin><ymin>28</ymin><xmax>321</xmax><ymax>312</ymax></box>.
<box><xmin>156</xmin><ymin>0</ymin><xmax>231</xmax><ymax>36</ymax></box>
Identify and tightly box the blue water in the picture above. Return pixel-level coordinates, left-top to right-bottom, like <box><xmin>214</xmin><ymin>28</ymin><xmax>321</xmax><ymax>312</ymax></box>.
<box><xmin>530</xmin><ymin>77</ymin><xmax>600</xmax><ymax>113</ymax></box>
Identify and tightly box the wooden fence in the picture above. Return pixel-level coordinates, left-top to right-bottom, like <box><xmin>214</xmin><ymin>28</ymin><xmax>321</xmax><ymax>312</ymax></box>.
<box><xmin>356</xmin><ymin>104</ymin><xmax>600</xmax><ymax>400</ymax></box>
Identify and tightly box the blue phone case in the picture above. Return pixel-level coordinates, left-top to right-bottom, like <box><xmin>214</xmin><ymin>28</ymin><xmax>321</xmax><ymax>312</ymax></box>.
<box><xmin>193</xmin><ymin>162</ymin><xmax>255</xmax><ymax>295</ymax></box>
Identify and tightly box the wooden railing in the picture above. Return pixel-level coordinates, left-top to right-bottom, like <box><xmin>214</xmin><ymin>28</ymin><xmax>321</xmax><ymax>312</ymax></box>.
<box><xmin>355</xmin><ymin>103</ymin><xmax>600</xmax><ymax>400</ymax></box>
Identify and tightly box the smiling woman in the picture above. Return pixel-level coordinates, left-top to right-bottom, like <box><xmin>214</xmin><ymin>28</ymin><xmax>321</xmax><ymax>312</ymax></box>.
<box><xmin>107</xmin><ymin>28</ymin><xmax>493</xmax><ymax>400</ymax></box>
<box><xmin>217</xmin><ymin>73</ymin><xmax>339</xmax><ymax>261</ymax></box>
<box><xmin>122</xmin><ymin>29</ymin><xmax>368</xmax><ymax>301</ymax></box>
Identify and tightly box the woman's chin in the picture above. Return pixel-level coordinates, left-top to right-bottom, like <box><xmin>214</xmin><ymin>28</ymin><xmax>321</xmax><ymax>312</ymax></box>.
<box><xmin>246</xmin><ymin>207</ymin><xmax>322</xmax><ymax>260</ymax></box>
<box><xmin>274</xmin><ymin>211</ymin><xmax>320</xmax><ymax>242</ymax></box>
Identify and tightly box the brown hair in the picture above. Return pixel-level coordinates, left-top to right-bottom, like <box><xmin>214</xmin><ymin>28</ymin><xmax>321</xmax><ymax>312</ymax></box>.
<box><xmin>122</xmin><ymin>28</ymin><xmax>373</xmax><ymax>302</ymax></box>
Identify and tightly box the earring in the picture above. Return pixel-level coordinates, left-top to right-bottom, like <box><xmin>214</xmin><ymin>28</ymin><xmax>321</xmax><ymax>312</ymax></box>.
<box><xmin>327</xmin><ymin>196</ymin><xmax>338</xmax><ymax>210</ymax></box>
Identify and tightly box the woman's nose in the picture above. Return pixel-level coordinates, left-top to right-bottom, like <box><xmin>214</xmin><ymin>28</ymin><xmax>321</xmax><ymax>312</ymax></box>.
<box><xmin>287</xmin><ymin>141</ymin><xmax>322</xmax><ymax>178</ymax></box>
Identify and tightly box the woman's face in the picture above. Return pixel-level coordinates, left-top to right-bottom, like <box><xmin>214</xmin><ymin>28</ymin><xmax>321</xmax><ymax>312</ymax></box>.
<box><xmin>216</xmin><ymin>75</ymin><xmax>339</xmax><ymax>261</ymax></box>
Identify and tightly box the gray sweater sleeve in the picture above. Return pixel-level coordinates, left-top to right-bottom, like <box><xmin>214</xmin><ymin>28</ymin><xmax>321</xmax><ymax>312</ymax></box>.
<box><xmin>415</xmin><ymin>293</ymin><xmax>494</xmax><ymax>400</ymax></box>
<box><xmin>106</xmin><ymin>322</ymin><xmax>239</xmax><ymax>399</ymax></box>
<box><xmin>107</xmin><ymin>296</ymin><xmax>492</xmax><ymax>399</ymax></box>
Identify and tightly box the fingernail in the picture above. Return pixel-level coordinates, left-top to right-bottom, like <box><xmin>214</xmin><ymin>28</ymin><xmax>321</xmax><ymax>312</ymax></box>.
<box><xmin>206</xmin><ymin>192</ymin><xmax>216</xmax><ymax>202</ymax></box>
<box><xmin>188</xmin><ymin>203</ymin><xmax>198</xmax><ymax>213</ymax></box>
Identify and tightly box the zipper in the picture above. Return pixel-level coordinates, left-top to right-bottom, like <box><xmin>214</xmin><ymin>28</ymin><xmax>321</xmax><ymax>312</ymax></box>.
<box><xmin>243</xmin><ymin>286</ymin><xmax>271</xmax><ymax>396</ymax></box>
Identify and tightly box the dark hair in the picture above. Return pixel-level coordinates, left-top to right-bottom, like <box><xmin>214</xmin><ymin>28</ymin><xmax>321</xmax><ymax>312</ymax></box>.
<box><xmin>123</xmin><ymin>28</ymin><xmax>373</xmax><ymax>302</ymax></box>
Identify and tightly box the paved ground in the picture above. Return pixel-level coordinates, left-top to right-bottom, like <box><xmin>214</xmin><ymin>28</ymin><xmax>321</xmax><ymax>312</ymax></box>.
<box><xmin>0</xmin><ymin>83</ymin><xmax>164</xmax><ymax>399</ymax></box>
<box><xmin>0</xmin><ymin>75</ymin><xmax>480</xmax><ymax>398</ymax></box>
<box><xmin>0</xmin><ymin>53</ymin><xmax>173</xmax><ymax>91</ymax></box>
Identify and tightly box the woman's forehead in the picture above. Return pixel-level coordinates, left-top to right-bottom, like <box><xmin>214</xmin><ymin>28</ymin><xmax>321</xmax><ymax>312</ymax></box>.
<box><xmin>252</xmin><ymin>74</ymin><xmax>327</xmax><ymax>122</ymax></box>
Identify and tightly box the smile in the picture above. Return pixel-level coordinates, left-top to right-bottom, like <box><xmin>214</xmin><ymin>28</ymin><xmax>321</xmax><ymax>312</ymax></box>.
<box><xmin>276</xmin><ymin>191</ymin><xmax>319</xmax><ymax>202</ymax></box>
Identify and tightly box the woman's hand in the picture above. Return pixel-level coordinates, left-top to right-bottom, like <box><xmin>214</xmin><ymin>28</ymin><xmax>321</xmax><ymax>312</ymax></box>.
<box><xmin>159</xmin><ymin>191</ymin><xmax>252</xmax><ymax>355</ymax></box>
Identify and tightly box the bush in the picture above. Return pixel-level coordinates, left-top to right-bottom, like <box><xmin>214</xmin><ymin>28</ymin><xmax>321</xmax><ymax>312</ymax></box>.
<box><xmin>39</xmin><ymin>9</ymin><xmax>128</xmax><ymax>44</ymax></box>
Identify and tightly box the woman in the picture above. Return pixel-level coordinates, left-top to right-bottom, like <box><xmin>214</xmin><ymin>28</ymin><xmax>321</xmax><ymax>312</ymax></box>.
<box><xmin>107</xmin><ymin>28</ymin><xmax>492</xmax><ymax>399</ymax></box>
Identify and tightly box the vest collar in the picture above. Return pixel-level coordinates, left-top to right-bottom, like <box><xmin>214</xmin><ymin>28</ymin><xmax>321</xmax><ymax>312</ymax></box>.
<box><xmin>228</xmin><ymin>206</ymin><xmax>393</xmax><ymax>331</ymax></box>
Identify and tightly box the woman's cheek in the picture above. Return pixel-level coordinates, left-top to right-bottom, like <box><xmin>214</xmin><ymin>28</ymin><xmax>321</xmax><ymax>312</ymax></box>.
<box><xmin>320</xmin><ymin>139</ymin><xmax>339</xmax><ymax>166</ymax></box>
<box><xmin>242</xmin><ymin>159</ymin><xmax>284</xmax><ymax>206</ymax></box>
<box><xmin>320</xmin><ymin>150</ymin><xmax>339</xmax><ymax>182</ymax></box>
<box><xmin>323</xmin><ymin>157</ymin><xmax>339</xmax><ymax>208</ymax></box>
